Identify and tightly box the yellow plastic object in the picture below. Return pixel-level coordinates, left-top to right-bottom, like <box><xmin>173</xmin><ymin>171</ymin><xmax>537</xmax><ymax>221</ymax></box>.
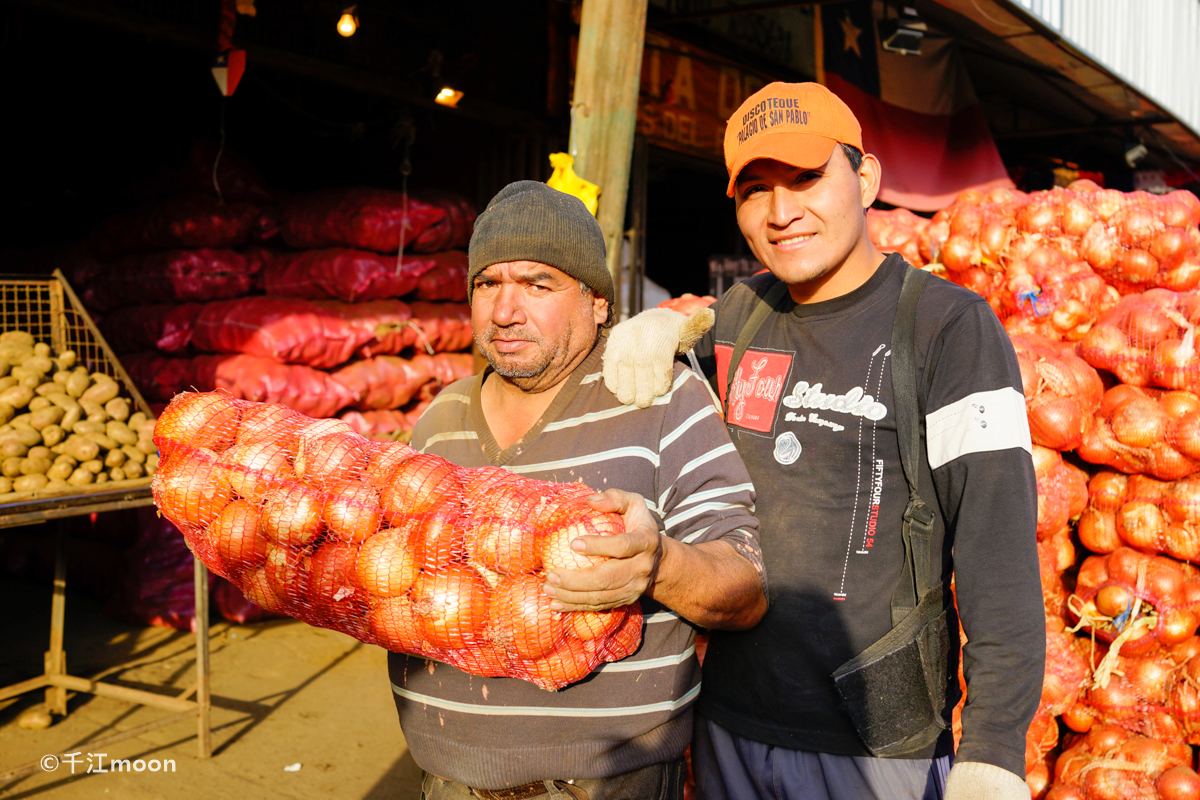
<box><xmin>547</xmin><ymin>153</ymin><xmax>600</xmax><ymax>216</ymax></box>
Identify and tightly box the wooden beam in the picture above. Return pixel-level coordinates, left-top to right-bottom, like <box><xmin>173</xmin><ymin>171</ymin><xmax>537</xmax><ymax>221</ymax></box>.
<box><xmin>656</xmin><ymin>0</ymin><xmax>840</xmax><ymax>25</ymax></box>
<box><xmin>570</xmin><ymin>0</ymin><xmax>650</xmax><ymax>315</ymax></box>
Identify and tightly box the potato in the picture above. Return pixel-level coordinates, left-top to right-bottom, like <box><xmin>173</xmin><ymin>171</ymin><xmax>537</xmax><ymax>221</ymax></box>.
<box><xmin>0</xmin><ymin>378</ymin><xmax>16</xmax><ymax>393</ymax></box>
<box><xmin>33</xmin><ymin>342</ymin><xmax>50</xmax><ymax>358</ymax></box>
<box><xmin>14</xmin><ymin>474</ymin><xmax>48</xmax><ymax>492</ymax></box>
<box><xmin>0</xmin><ymin>331</ymin><xmax>33</xmax><ymax>347</ymax></box>
<box><xmin>0</xmin><ymin>428</ymin><xmax>42</xmax><ymax>447</ymax></box>
<box><xmin>36</xmin><ymin>382</ymin><xmax>60</xmax><ymax>397</ymax></box>
<box><xmin>18</xmin><ymin>457</ymin><xmax>51</xmax><ymax>476</ymax></box>
<box><xmin>65</xmin><ymin>372</ymin><xmax>89</xmax><ymax>398</ymax></box>
<box><xmin>104</xmin><ymin>448</ymin><xmax>126</xmax><ymax>468</ymax></box>
<box><xmin>0</xmin><ymin>386</ymin><xmax>33</xmax><ymax>409</ymax></box>
<box><xmin>67</xmin><ymin>468</ymin><xmax>94</xmax><ymax>486</ymax></box>
<box><xmin>22</xmin><ymin>355</ymin><xmax>54</xmax><ymax>374</ymax></box>
<box><xmin>18</xmin><ymin>375</ymin><xmax>40</xmax><ymax>390</ymax></box>
<box><xmin>83</xmin><ymin>431</ymin><xmax>119</xmax><ymax>451</ymax></box>
<box><xmin>128</xmin><ymin>411</ymin><xmax>148</xmax><ymax>429</ymax></box>
<box><xmin>28</xmin><ymin>446</ymin><xmax>50</xmax><ymax>460</ymax></box>
<box><xmin>9</xmin><ymin>414</ymin><xmax>32</xmax><ymax>429</ymax></box>
<box><xmin>46</xmin><ymin>462</ymin><xmax>73</xmax><ymax>482</ymax></box>
<box><xmin>53</xmin><ymin>454</ymin><xmax>77</xmax><ymax>468</ymax></box>
<box><xmin>29</xmin><ymin>406</ymin><xmax>65</xmax><ymax>431</ymax></box>
<box><xmin>1</xmin><ymin>457</ymin><xmax>21</xmax><ymax>478</ymax></box>
<box><xmin>95</xmin><ymin>472</ymin><xmax>109</xmax><ymax>484</ymax></box>
<box><xmin>105</xmin><ymin>398</ymin><xmax>130</xmax><ymax>422</ymax></box>
<box><xmin>123</xmin><ymin>460</ymin><xmax>144</xmax><ymax>479</ymax></box>
<box><xmin>133</xmin><ymin>418</ymin><xmax>157</xmax><ymax>436</ymax></box>
<box><xmin>121</xmin><ymin>444</ymin><xmax>147</xmax><ymax>464</ymax></box>
<box><xmin>80</xmin><ymin>459</ymin><xmax>103</xmax><ymax>474</ymax></box>
<box><xmin>60</xmin><ymin>405</ymin><xmax>81</xmax><ymax>432</ymax></box>
<box><xmin>71</xmin><ymin>420</ymin><xmax>103</xmax><ymax>436</ymax></box>
<box><xmin>28</xmin><ymin>396</ymin><xmax>51</xmax><ymax>412</ymax></box>
<box><xmin>0</xmin><ymin>402</ymin><xmax>14</xmax><ymax>426</ymax></box>
<box><xmin>55</xmin><ymin>351</ymin><xmax>76</xmax><ymax>370</ymax></box>
<box><xmin>79</xmin><ymin>399</ymin><xmax>104</xmax><ymax>418</ymax></box>
<box><xmin>61</xmin><ymin>437</ymin><xmax>100</xmax><ymax>462</ymax></box>
<box><xmin>145</xmin><ymin>453</ymin><xmax>159</xmax><ymax>475</ymax></box>
<box><xmin>106</xmin><ymin>421</ymin><xmax>137</xmax><ymax>446</ymax></box>
<box><xmin>81</xmin><ymin>382</ymin><xmax>119</xmax><ymax>405</ymax></box>
<box><xmin>0</xmin><ymin>476</ymin><xmax>12</xmax><ymax>494</ymax></box>
<box><xmin>52</xmin><ymin>370</ymin><xmax>70</xmax><ymax>386</ymax></box>
<box><xmin>0</xmin><ymin>363</ymin><xmax>9</xmax><ymax>379</ymax></box>
<box><xmin>46</xmin><ymin>478</ymin><xmax>69</xmax><ymax>490</ymax></box>
<box><xmin>41</xmin><ymin>424</ymin><xmax>64</xmax><ymax>448</ymax></box>
<box><xmin>0</xmin><ymin>442</ymin><xmax>27</xmax><ymax>459</ymax></box>
<box><xmin>136</xmin><ymin>437</ymin><xmax>157</xmax><ymax>455</ymax></box>
<box><xmin>109</xmin><ymin>467</ymin><xmax>126</xmax><ymax>482</ymax></box>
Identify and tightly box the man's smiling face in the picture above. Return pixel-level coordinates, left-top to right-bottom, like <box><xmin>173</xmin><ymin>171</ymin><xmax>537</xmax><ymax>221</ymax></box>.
<box><xmin>734</xmin><ymin>146</ymin><xmax>878</xmax><ymax>300</ymax></box>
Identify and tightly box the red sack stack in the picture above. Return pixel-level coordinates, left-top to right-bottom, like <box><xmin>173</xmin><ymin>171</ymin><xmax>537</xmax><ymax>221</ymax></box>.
<box><xmin>279</xmin><ymin>188</ymin><xmax>446</xmax><ymax>252</ymax></box>
<box><xmin>262</xmin><ymin>249</ymin><xmax>445</xmax><ymax>303</ymax></box>
<box><xmin>1081</xmin><ymin>289</ymin><xmax>1200</xmax><ymax>391</ymax></box>
<box><xmin>1079</xmin><ymin>470</ymin><xmax>1200</xmax><ymax>563</ymax></box>
<box><xmin>1078</xmin><ymin>385</ymin><xmax>1200</xmax><ymax>480</ymax></box>
<box><xmin>152</xmin><ymin>393</ymin><xmax>643</xmax><ymax>690</ymax></box>
<box><xmin>84</xmin><ymin>249</ymin><xmax>264</xmax><ymax>312</ymax></box>
<box><xmin>88</xmin><ymin>194</ymin><xmax>263</xmax><ymax>259</ymax></box>
<box><xmin>866</xmin><ymin>207</ymin><xmax>930</xmax><ymax>268</ymax></box>
<box><xmin>1047</xmin><ymin>725</ymin><xmax>1200</xmax><ymax>800</ymax></box>
<box><xmin>411</xmin><ymin>191</ymin><xmax>477</xmax><ymax>253</ymax></box>
<box><xmin>1014</xmin><ymin>334</ymin><xmax>1105</xmax><ymax>451</ymax></box>
<box><xmin>100</xmin><ymin>303</ymin><xmax>203</xmax><ymax>354</ymax></box>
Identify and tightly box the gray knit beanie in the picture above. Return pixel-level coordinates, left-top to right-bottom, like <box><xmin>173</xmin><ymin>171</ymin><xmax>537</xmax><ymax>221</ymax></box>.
<box><xmin>467</xmin><ymin>181</ymin><xmax>613</xmax><ymax>315</ymax></box>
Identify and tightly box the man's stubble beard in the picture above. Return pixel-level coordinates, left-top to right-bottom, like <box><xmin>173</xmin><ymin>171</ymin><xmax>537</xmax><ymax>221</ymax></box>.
<box><xmin>476</xmin><ymin>317</ymin><xmax>577</xmax><ymax>392</ymax></box>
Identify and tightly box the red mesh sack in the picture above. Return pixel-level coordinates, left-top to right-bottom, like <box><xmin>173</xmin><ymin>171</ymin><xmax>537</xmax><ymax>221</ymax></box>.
<box><xmin>1078</xmin><ymin>192</ymin><xmax>1200</xmax><ymax>296</ymax></box>
<box><xmin>1069</xmin><ymin>547</ymin><xmax>1200</xmax><ymax>658</ymax></box>
<box><xmin>1034</xmin><ymin>445</ymin><xmax>1090</xmax><ymax>538</ymax></box>
<box><xmin>373</xmin><ymin>302</ymin><xmax>473</xmax><ymax>356</ymax></box>
<box><xmin>123</xmin><ymin>352</ymin><xmax>193</xmax><ymax>402</ymax></box>
<box><xmin>213</xmin><ymin>576</ymin><xmax>276</xmax><ymax>624</ymax></box>
<box><xmin>410</xmin><ymin>191</ymin><xmax>477</xmax><ymax>253</ymax></box>
<box><xmin>1027</xmin><ymin>708</ymin><xmax>1060</xmax><ymax>800</ymax></box>
<box><xmin>1047</xmin><ymin>725</ymin><xmax>1200</xmax><ymax>800</ymax></box>
<box><xmin>332</xmin><ymin>352</ymin><xmax>475</xmax><ymax>411</ymax></box>
<box><xmin>1041</xmin><ymin>529</ymin><xmax>1076</xmax><ymax>617</ymax></box>
<box><xmin>994</xmin><ymin>245</ymin><xmax>1119</xmax><ymax>343</ymax></box>
<box><xmin>1081</xmin><ymin>289</ymin><xmax>1200</xmax><ymax>390</ymax></box>
<box><xmin>176</xmin><ymin>140</ymin><xmax>273</xmax><ymax>204</ymax></box>
<box><xmin>262</xmin><ymin>249</ymin><xmax>441</xmax><ymax>302</ymax></box>
<box><xmin>1078</xmin><ymin>385</ymin><xmax>1200</xmax><ymax>479</ymax></box>
<box><xmin>1079</xmin><ymin>470</ymin><xmax>1200</xmax><ymax>563</ymax></box>
<box><xmin>279</xmin><ymin>188</ymin><xmax>445</xmax><ymax>253</ymax></box>
<box><xmin>1014</xmin><ymin>333</ymin><xmax>1104</xmax><ymax>450</ymax></box>
<box><xmin>657</xmin><ymin>294</ymin><xmax>718</xmax><ymax>316</ymax></box>
<box><xmin>191</xmin><ymin>296</ymin><xmax>387</xmax><ymax>369</ymax></box>
<box><xmin>339</xmin><ymin>409</ymin><xmax>414</xmax><ymax>440</ymax></box>
<box><xmin>83</xmin><ymin>249</ymin><xmax>262</xmax><ymax>312</ymax></box>
<box><xmin>413</xmin><ymin>251</ymin><xmax>469</xmax><ymax>302</ymax></box>
<box><xmin>1044</xmin><ymin>615</ymin><xmax>1091</xmax><ymax>718</ymax></box>
<box><xmin>100</xmin><ymin>303</ymin><xmax>203</xmax><ymax>354</ymax></box>
<box><xmin>151</xmin><ymin>393</ymin><xmax>644</xmax><ymax>690</ymax></box>
<box><xmin>866</xmin><ymin>207</ymin><xmax>929</xmax><ymax>267</ymax></box>
<box><xmin>187</xmin><ymin>355</ymin><xmax>357</xmax><ymax>418</ymax></box>
<box><xmin>105</xmin><ymin>507</ymin><xmax>209</xmax><ymax>631</ymax></box>
<box><xmin>89</xmin><ymin>194</ymin><xmax>262</xmax><ymax>259</ymax></box>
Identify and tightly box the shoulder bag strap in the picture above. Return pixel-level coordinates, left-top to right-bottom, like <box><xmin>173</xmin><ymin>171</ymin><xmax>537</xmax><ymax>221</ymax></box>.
<box><xmin>889</xmin><ymin>266</ymin><xmax>937</xmax><ymax>625</ymax></box>
<box><xmin>724</xmin><ymin>279</ymin><xmax>790</xmax><ymax>417</ymax></box>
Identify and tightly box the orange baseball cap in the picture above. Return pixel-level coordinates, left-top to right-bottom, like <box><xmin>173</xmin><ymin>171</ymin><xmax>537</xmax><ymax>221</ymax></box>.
<box><xmin>724</xmin><ymin>82</ymin><xmax>863</xmax><ymax>197</ymax></box>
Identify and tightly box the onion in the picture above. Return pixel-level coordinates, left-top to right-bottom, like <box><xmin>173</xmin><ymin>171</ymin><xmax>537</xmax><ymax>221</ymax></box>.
<box><xmin>1163</xmin><ymin>478</ymin><xmax>1200</xmax><ymax>524</ymax></box>
<box><xmin>1163</xmin><ymin>524</ymin><xmax>1200</xmax><ymax>562</ymax></box>
<box><xmin>1118</xmin><ymin>249</ymin><xmax>1160</xmax><ymax>287</ymax></box>
<box><xmin>206</xmin><ymin>499</ymin><xmax>269</xmax><ymax>573</ymax></box>
<box><xmin>294</xmin><ymin>432</ymin><xmax>369</xmax><ymax>485</ymax></box>
<box><xmin>408</xmin><ymin>512</ymin><xmax>468</xmax><ymax>572</ymax></box>
<box><xmin>1080</xmin><ymin>324</ymin><xmax>1129</xmax><ymax>371</ymax></box>
<box><xmin>1020</xmin><ymin>199</ymin><xmax>1058</xmax><ymax>234</ymax></box>
<box><xmin>1172</xmin><ymin>410</ymin><xmax>1200</xmax><ymax>461</ymax></box>
<box><xmin>235</xmin><ymin>403</ymin><xmax>303</xmax><ymax>447</ymax></box>
<box><xmin>1061</xmin><ymin>704</ymin><xmax>1095</xmax><ymax>733</ymax></box>
<box><xmin>1089</xmin><ymin>471</ymin><xmax>1130</xmax><ymax>512</ymax></box>
<box><xmin>1153</xmin><ymin>339</ymin><xmax>1196</xmax><ymax>389</ymax></box>
<box><xmin>412</xmin><ymin>565</ymin><xmax>491</xmax><ymax>650</ymax></box>
<box><xmin>219</xmin><ymin>440</ymin><xmax>293</xmax><ymax>503</ymax></box>
<box><xmin>154</xmin><ymin>392</ymin><xmax>242</xmax><ymax>455</ymax></box>
<box><xmin>1157</xmin><ymin>766</ymin><xmax>1200</xmax><ymax>800</ymax></box>
<box><xmin>260</xmin><ymin>543</ymin><xmax>310</xmax><ymax>608</ymax></box>
<box><xmin>1079</xmin><ymin>509</ymin><xmax>1120</xmax><ymax>554</ymax></box>
<box><xmin>939</xmin><ymin>234</ymin><xmax>975</xmax><ymax>272</ymax></box>
<box><xmin>1128</xmin><ymin>305</ymin><xmax>1176</xmax><ymax>348</ymax></box>
<box><xmin>979</xmin><ymin>218</ymin><xmax>1010</xmax><ymax>259</ymax></box>
<box><xmin>1111</xmin><ymin>398</ymin><xmax>1168</xmax><ymax>447</ymax></box>
<box><xmin>152</xmin><ymin>447</ymin><xmax>231</xmax><ymax>530</ymax></box>
<box><xmin>364</xmin><ymin>444</ymin><xmax>417</xmax><ymax>490</ymax></box>
<box><xmin>542</xmin><ymin>521</ymin><xmax>612</xmax><ymax>572</ymax></box>
<box><xmin>1081</xmin><ymin>222</ymin><xmax>1121</xmax><ymax>271</ymax></box>
<box><xmin>309</xmin><ymin>540</ymin><xmax>368</xmax><ymax>629</ymax></box>
<box><xmin>323</xmin><ymin>482</ymin><xmax>384</xmax><ymax>543</ymax></box>
<box><xmin>1029</xmin><ymin>397</ymin><xmax>1084</xmax><ymax>451</ymax></box>
<box><xmin>380</xmin><ymin>454</ymin><xmax>461</xmax><ymax>519</ymax></box>
<box><xmin>1094</xmin><ymin>584</ymin><xmax>1133</xmax><ymax>618</ymax></box>
<box><xmin>1062</xmin><ymin>197</ymin><xmax>1097</xmax><ymax>236</ymax></box>
<box><xmin>1119</xmin><ymin>207</ymin><xmax>1162</xmax><ymax>245</ymax></box>
<box><xmin>356</xmin><ymin>527</ymin><xmax>418</xmax><ymax>597</ymax></box>
<box><xmin>260</xmin><ymin>483</ymin><xmax>324</xmax><ymax>547</ymax></box>
<box><xmin>949</xmin><ymin>206</ymin><xmax>984</xmax><ymax>237</ymax></box>
<box><xmin>369</xmin><ymin>595</ymin><xmax>424</xmax><ymax>652</ymax></box>
<box><xmin>1152</xmin><ymin>227</ymin><xmax>1189</xmax><ymax>265</ymax></box>
<box><xmin>1115</xmin><ymin>501</ymin><xmax>1164</xmax><ymax>551</ymax></box>
<box><xmin>467</xmin><ymin>518</ymin><xmax>541</xmax><ymax>575</ymax></box>
<box><xmin>488</xmin><ymin>575</ymin><xmax>563</xmax><ymax>660</ymax></box>
<box><xmin>1162</xmin><ymin>260</ymin><xmax>1200</xmax><ymax>293</ymax></box>
<box><xmin>569</xmin><ymin>608</ymin><xmax>625</xmax><ymax>641</ymax></box>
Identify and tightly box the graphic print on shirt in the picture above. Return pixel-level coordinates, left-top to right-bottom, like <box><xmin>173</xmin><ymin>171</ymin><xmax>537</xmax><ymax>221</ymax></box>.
<box><xmin>714</xmin><ymin>344</ymin><xmax>793</xmax><ymax>435</ymax></box>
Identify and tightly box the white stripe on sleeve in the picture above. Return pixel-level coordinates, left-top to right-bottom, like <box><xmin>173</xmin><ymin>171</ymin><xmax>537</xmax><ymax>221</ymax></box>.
<box><xmin>925</xmin><ymin>386</ymin><xmax>1032</xmax><ymax>470</ymax></box>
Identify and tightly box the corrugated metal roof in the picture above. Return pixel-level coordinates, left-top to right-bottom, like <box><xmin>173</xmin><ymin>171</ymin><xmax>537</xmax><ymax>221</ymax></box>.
<box><xmin>1011</xmin><ymin>0</ymin><xmax>1200</xmax><ymax>137</ymax></box>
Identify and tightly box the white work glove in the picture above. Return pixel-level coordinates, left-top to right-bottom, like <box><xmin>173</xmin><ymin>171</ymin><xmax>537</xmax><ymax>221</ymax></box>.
<box><xmin>603</xmin><ymin>307</ymin><xmax>715</xmax><ymax>408</ymax></box>
<box><xmin>943</xmin><ymin>761</ymin><xmax>1029</xmax><ymax>800</ymax></box>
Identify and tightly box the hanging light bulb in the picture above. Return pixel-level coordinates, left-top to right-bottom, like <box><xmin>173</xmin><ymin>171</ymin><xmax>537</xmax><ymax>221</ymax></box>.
<box><xmin>434</xmin><ymin>86</ymin><xmax>464</xmax><ymax>108</ymax></box>
<box><xmin>337</xmin><ymin>6</ymin><xmax>358</xmax><ymax>37</ymax></box>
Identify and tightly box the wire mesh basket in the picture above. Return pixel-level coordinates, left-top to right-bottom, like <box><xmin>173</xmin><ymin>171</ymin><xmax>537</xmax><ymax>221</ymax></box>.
<box><xmin>0</xmin><ymin>270</ymin><xmax>155</xmax><ymax>511</ymax></box>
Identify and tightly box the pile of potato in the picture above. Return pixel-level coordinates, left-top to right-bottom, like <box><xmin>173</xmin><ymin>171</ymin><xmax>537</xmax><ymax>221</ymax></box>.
<box><xmin>0</xmin><ymin>331</ymin><xmax>157</xmax><ymax>495</ymax></box>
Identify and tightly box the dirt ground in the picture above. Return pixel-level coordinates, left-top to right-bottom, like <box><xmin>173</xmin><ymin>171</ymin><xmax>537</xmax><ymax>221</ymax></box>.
<box><xmin>0</xmin><ymin>573</ymin><xmax>424</xmax><ymax>799</ymax></box>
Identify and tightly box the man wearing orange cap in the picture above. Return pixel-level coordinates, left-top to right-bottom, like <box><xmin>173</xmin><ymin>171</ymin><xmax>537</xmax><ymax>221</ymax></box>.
<box><xmin>582</xmin><ymin>82</ymin><xmax>1043</xmax><ymax>799</ymax></box>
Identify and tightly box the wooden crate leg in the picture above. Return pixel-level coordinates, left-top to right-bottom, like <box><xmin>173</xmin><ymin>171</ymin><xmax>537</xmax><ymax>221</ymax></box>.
<box><xmin>44</xmin><ymin>521</ymin><xmax>68</xmax><ymax>716</ymax></box>
<box><xmin>194</xmin><ymin>558</ymin><xmax>211</xmax><ymax>758</ymax></box>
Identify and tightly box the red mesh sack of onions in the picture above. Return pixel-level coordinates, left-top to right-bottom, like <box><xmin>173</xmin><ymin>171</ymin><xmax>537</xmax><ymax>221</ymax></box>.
<box><xmin>1082</xmin><ymin>289</ymin><xmax>1200</xmax><ymax>391</ymax></box>
<box><xmin>100</xmin><ymin>303</ymin><xmax>203</xmax><ymax>355</ymax></box>
<box><xmin>412</xmin><ymin>252</ymin><xmax>469</xmax><ymax>302</ymax></box>
<box><xmin>409</xmin><ymin>191</ymin><xmax>477</xmax><ymax>253</ymax></box>
<box><xmin>1015</xmin><ymin>335</ymin><xmax>1104</xmax><ymax>451</ymax></box>
<box><xmin>1069</xmin><ymin>548</ymin><xmax>1200</xmax><ymax>662</ymax></box>
<box><xmin>1078</xmin><ymin>386</ymin><xmax>1200</xmax><ymax>479</ymax></box>
<box><xmin>1079</xmin><ymin>470</ymin><xmax>1200</xmax><ymax>563</ymax></box>
<box><xmin>262</xmin><ymin>249</ymin><xmax>440</xmax><ymax>303</ymax></box>
<box><xmin>1028</xmin><ymin>708</ymin><xmax>1060</xmax><ymax>800</ymax></box>
<box><xmin>83</xmin><ymin>249</ymin><xmax>264</xmax><ymax>313</ymax></box>
<box><xmin>1041</xmin><ymin>529</ymin><xmax>1076</xmax><ymax>617</ymax></box>
<box><xmin>279</xmin><ymin>188</ymin><xmax>446</xmax><ymax>253</ymax></box>
<box><xmin>1046</xmin><ymin>725</ymin><xmax>1200</xmax><ymax>800</ymax></box>
<box><xmin>866</xmin><ymin>208</ymin><xmax>929</xmax><ymax>267</ymax></box>
<box><xmin>88</xmin><ymin>194</ymin><xmax>263</xmax><ymax>259</ymax></box>
<box><xmin>992</xmin><ymin>245</ymin><xmax>1119</xmax><ymax>343</ymax></box>
<box><xmin>151</xmin><ymin>392</ymin><xmax>643</xmax><ymax>690</ymax></box>
<box><xmin>1076</xmin><ymin>190</ymin><xmax>1200</xmax><ymax>296</ymax></box>
<box><xmin>1034</xmin><ymin>445</ymin><xmax>1090</xmax><ymax>538</ymax></box>
<box><xmin>331</xmin><ymin>353</ymin><xmax>474</xmax><ymax>411</ymax></box>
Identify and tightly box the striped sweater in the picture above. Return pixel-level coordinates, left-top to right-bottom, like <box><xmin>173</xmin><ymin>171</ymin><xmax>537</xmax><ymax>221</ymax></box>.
<box><xmin>388</xmin><ymin>337</ymin><xmax>762</xmax><ymax>789</ymax></box>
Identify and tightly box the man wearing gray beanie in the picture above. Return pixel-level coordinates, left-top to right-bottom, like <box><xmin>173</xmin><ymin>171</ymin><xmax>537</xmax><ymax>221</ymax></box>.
<box><xmin>387</xmin><ymin>180</ymin><xmax>769</xmax><ymax>800</ymax></box>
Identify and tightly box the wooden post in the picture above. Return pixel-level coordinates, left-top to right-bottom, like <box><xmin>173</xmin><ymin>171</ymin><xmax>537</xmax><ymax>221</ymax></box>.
<box><xmin>570</xmin><ymin>0</ymin><xmax>649</xmax><ymax>319</ymax></box>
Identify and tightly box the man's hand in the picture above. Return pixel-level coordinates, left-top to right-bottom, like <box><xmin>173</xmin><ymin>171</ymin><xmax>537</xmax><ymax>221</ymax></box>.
<box><xmin>943</xmin><ymin>761</ymin><xmax>1028</xmax><ymax>800</ymax></box>
<box><xmin>542</xmin><ymin>489</ymin><xmax>662</xmax><ymax>612</ymax></box>
<box><xmin>602</xmin><ymin>307</ymin><xmax>715</xmax><ymax>408</ymax></box>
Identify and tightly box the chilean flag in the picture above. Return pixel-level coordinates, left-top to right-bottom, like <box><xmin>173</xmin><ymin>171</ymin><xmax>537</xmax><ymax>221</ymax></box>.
<box><xmin>818</xmin><ymin>0</ymin><xmax>1013</xmax><ymax>210</ymax></box>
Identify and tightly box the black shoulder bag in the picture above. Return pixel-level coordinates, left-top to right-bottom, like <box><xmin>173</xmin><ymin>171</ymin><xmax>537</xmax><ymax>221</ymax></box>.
<box><xmin>726</xmin><ymin>268</ymin><xmax>952</xmax><ymax>758</ymax></box>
